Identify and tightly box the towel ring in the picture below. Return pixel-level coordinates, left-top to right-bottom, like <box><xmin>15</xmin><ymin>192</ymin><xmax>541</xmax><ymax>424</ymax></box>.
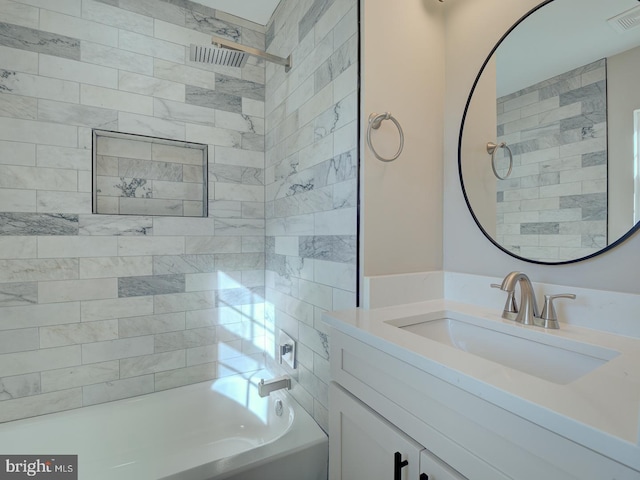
<box><xmin>367</xmin><ymin>112</ymin><xmax>404</xmax><ymax>162</ymax></box>
<box><xmin>486</xmin><ymin>141</ymin><xmax>513</xmax><ymax>180</ymax></box>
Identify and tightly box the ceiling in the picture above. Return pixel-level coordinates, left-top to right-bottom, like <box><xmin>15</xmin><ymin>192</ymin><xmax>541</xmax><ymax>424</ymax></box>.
<box><xmin>193</xmin><ymin>0</ymin><xmax>282</xmax><ymax>25</ymax></box>
<box><xmin>495</xmin><ymin>0</ymin><xmax>640</xmax><ymax>96</ymax></box>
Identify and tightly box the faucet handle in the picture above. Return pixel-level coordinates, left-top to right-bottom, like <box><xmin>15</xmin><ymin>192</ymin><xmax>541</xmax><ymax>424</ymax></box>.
<box><xmin>491</xmin><ymin>283</ymin><xmax>518</xmax><ymax>318</ymax></box>
<box><xmin>539</xmin><ymin>293</ymin><xmax>576</xmax><ymax>329</ymax></box>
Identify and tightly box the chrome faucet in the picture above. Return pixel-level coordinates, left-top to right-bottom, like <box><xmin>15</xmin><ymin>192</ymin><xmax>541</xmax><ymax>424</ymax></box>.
<box><xmin>497</xmin><ymin>272</ymin><xmax>576</xmax><ymax>329</ymax></box>
<box><xmin>258</xmin><ymin>376</ymin><xmax>291</xmax><ymax>397</ymax></box>
<box><xmin>500</xmin><ymin>272</ymin><xmax>539</xmax><ymax>325</ymax></box>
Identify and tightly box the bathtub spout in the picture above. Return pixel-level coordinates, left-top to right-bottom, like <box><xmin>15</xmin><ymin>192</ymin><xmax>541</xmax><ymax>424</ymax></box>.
<box><xmin>258</xmin><ymin>376</ymin><xmax>291</xmax><ymax>397</ymax></box>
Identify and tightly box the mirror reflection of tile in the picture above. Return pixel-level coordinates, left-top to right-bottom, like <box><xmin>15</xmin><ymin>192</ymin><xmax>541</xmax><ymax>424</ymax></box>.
<box><xmin>94</xmin><ymin>131</ymin><xmax>207</xmax><ymax>217</ymax></box>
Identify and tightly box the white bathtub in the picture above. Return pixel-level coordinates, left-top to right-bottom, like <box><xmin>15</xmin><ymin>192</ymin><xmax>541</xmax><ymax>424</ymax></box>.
<box><xmin>0</xmin><ymin>375</ymin><xmax>328</xmax><ymax>480</ymax></box>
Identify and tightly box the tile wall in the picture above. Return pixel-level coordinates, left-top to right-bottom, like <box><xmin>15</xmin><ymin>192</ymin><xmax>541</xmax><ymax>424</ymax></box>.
<box><xmin>495</xmin><ymin>59</ymin><xmax>607</xmax><ymax>262</ymax></box>
<box><xmin>0</xmin><ymin>0</ymin><xmax>268</xmax><ymax>422</ymax></box>
<box><xmin>264</xmin><ymin>0</ymin><xmax>359</xmax><ymax>431</ymax></box>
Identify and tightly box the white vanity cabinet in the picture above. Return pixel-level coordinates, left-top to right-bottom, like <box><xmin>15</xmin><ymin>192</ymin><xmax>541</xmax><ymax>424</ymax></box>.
<box><xmin>330</xmin><ymin>382</ymin><xmax>466</xmax><ymax>480</ymax></box>
<box><xmin>327</xmin><ymin>326</ymin><xmax>640</xmax><ymax>480</ymax></box>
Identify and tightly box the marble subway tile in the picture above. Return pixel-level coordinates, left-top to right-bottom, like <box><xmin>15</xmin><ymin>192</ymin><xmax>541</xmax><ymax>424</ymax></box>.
<box><xmin>81</xmin><ymin>84</ymin><xmax>153</xmax><ymax>116</ymax></box>
<box><xmin>81</xmin><ymin>336</ymin><xmax>154</xmax><ymax>364</ymax></box>
<box><xmin>79</xmin><ymin>256</ymin><xmax>152</xmax><ymax>280</ymax></box>
<box><xmin>119</xmin><ymin>312</ymin><xmax>186</xmax><ymax>338</ymax></box>
<box><xmin>39</xmin><ymin>278</ymin><xmax>117</xmax><ymax>304</ymax></box>
<box><xmin>0</xmin><ymin>302</ymin><xmax>80</xmax><ymax>331</ymax></box>
<box><xmin>117</xmin><ymin>0</ymin><xmax>186</xmax><ymax>26</ymax></box>
<box><xmin>118</xmin><ymin>274</ymin><xmax>185</xmax><ymax>297</ymax></box>
<box><xmin>215</xmin><ymin>146</ymin><xmax>263</xmax><ymax>168</ymax></box>
<box><xmin>185</xmin><ymin>85</ymin><xmax>241</xmax><ymax>114</ymax></box>
<box><xmin>0</xmin><ymin>189</ymin><xmax>35</xmax><ymax>213</ymax></box>
<box><xmin>120</xmin><ymin>350</ymin><xmax>185</xmax><ymax>378</ymax></box>
<box><xmin>215</xmin><ymin>218</ymin><xmax>265</xmax><ymax>236</ymax></box>
<box><xmin>0</xmin><ymin>92</ymin><xmax>36</xmax><ymax>120</ymax></box>
<box><xmin>38</xmin><ymin>236</ymin><xmax>116</xmax><ymax>258</ymax></box>
<box><xmin>82</xmin><ymin>374</ymin><xmax>154</xmax><ymax>406</ymax></box>
<box><xmin>0</xmin><ymin>282</ymin><xmax>37</xmax><ymax>307</ymax></box>
<box><xmin>0</xmin><ymin>388</ymin><xmax>82</xmax><ymax>423</ymax></box>
<box><xmin>0</xmin><ymin>328</ymin><xmax>39</xmax><ymax>355</ymax></box>
<box><xmin>81</xmin><ymin>0</ymin><xmax>154</xmax><ymax>36</ymax></box>
<box><xmin>119</xmin><ymin>29</ymin><xmax>185</xmax><ymax>63</ymax></box>
<box><xmin>152</xmin><ymin>217</ymin><xmax>213</xmax><ymax>236</ymax></box>
<box><xmin>39</xmin><ymin>54</ymin><xmax>118</xmax><ymax>89</ymax></box>
<box><xmin>151</xmin><ymin>143</ymin><xmax>204</xmax><ymax>166</ymax></box>
<box><xmin>0</xmin><ymin>44</ymin><xmax>37</xmax><ymax>75</ymax></box>
<box><xmin>40</xmin><ymin>361</ymin><xmax>119</xmax><ymax>392</ymax></box>
<box><xmin>0</xmin><ymin>165</ymin><xmax>77</xmax><ymax>192</ymax></box>
<box><xmin>153</xmin><ymin>255</ymin><xmax>216</xmax><ymax>275</ymax></box>
<box><xmin>154</xmin><ymin>291</ymin><xmax>216</xmax><ymax>314</ymax></box>
<box><xmin>117</xmin><ymin>236</ymin><xmax>185</xmax><ymax>256</ymax></box>
<box><xmin>215</xmin><ymin>73</ymin><xmax>265</xmax><ymax>102</ymax></box>
<box><xmin>81</xmin><ymin>41</ymin><xmax>153</xmax><ymax>76</ymax></box>
<box><xmin>0</xmin><ymin>117</ymin><xmax>78</xmax><ymax>148</ymax></box>
<box><xmin>0</xmin><ymin>258</ymin><xmax>78</xmax><ymax>283</ymax></box>
<box><xmin>153</xmin><ymin>59</ymin><xmax>216</xmax><ymax>90</ymax></box>
<box><xmin>79</xmin><ymin>215</ymin><xmax>153</xmax><ymax>236</ymax></box>
<box><xmin>0</xmin><ymin>345</ymin><xmax>81</xmax><ymax>378</ymax></box>
<box><xmin>96</xmin><ymin>136</ymin><xmax>151</xmax><ymax>159</ymax></box>
<box><xmin>154</xmin><ymin>362</ymin><xmax>217</xmax><ymax>391</ymax></box>
<box><xmin>154</xmin><ymin>327</ymin><xmax>216</xmax><ymax>353</ymax></box>
<box><xmin>119</xmin><ymin>71</ymin><xmax>185</xmax><ymax>102</ymax></box>
<box><xmin>118</xmin><ymin>197</ymin><xmax>184</xmax><ymax>216</ymax></box>
<box><xmin>37</xmin><ymin>145</ymin><xmax>91</xmax><ymax>171</ymax></box>
<box><xmin>40</xmin><ymin>320</ymin><xmax>118</xmax><ymax>348</ymax></box>
<box><xmin>0</xmin><ymin>140</ymin><xmax>35</xmax><ymax>167</ymax></box>
<box><xmin>152</xmin><ymin>181</ymin><xmax>204</xmax><ymax>202</ymax></box>
<box><xmin>0</xmin><ymin>372</ymin><xmax>40</xmax><ymax>400</ymax></box>
<box><xmin>37</xmin><ymin>191</ymin><xmax>92</xmax><ymax>214</ymax></box>
<box><xmin>186</xmin><ymin>124</ymin><xmax>240</xmax><ymax>148</ymax></box>
<box><xmin>184</xmin><ymin>236</ymin><xmax>241</xmax><ymax>254</ymax></box>
<box><xmin>154</xmin><ymin>98</ymin><xmax>217</xmax><ymax>126</ymax></box>
<box><xmin>40</xmin><ymin>10</ymin><xmax>118</xmax><ymax>47</ymax></box>
<box><xmin>81</xmin><ymin>296</ymin><xmax>154</xmax><ymax>322</ymax></box>
<box><xmin>0</xmin><ymin>22</ymin><xmax>80</xmax><ymax>60</ymax></box>
<box><xmin>119</xmin><ymin>112</ymin><xmax>186</xmax><ymax>140</ymax></box>
<box><xmin>299</xmin><ymin>235</ymin><xmax>356</xmax><ymax>263</ymax></box>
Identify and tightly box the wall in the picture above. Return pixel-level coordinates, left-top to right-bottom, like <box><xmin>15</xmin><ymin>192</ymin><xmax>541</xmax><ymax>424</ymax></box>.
<box><xmin>264</xmin><ymin>0</ymin><xmax>359</xmax><ymax>431</ymax></box>
<box><xmin>360</xmin><ymin>0</ymin><xmax>445</xmax><ymax>278</ymax></box>
<box><xmin>0</xmin><ymin>0</ymin><xmax>267</xmax><ymax>422</ymax></box>
<box><xmin>444</xmin><ymin>0</ymin><xmax>640</xmax><ymax>294</ymax></box>
<box><xmin>495</xmin><ymin>59</ymin><xmax>607</xmax><ymax>262</ymax></box>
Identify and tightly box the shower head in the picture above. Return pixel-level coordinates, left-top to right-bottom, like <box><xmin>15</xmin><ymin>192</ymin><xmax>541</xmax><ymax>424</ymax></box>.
<box><xmin>189</xmin><ymin>35</ymin><xmax>292</xmax><ymax>72</ymax></box>
<box><xmin>189</xmin><ymin>44</ymin><xmax>249</xmax><ymax>68</ymax></box>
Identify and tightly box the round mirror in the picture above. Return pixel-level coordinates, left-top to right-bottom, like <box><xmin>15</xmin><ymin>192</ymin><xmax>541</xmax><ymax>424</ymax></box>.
<box><xmin>459</xmin><ymin>0</ymin><xmax>640</xmax><ymax>264</ymax></box>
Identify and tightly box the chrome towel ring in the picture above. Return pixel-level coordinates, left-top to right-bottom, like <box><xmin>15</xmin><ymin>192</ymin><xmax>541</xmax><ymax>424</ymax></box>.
<box><xmin>486</xmin><ymin>141</ymin><xmax>513</xmax><ymax>180</ymax></box>
<box><xmin>367</xmin><ymin>112</ymin><xmax>404</xmax><ymax>162</ymax></box>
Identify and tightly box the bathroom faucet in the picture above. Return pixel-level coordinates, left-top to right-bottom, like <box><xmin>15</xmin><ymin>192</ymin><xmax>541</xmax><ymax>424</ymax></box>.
<box><xmin>258</xmin><ymin>376</ymin><xmax>291</xmax><ymax>397</ymax></box>
<box><xmin>497</xmin><ymin>272</ymin><xmax>576</xmax><ymax>329</ymax></box>
<box><xmin>500</xmin><ymin>272</ymin><xmax>539</xmax><ymax>325</ymax></box>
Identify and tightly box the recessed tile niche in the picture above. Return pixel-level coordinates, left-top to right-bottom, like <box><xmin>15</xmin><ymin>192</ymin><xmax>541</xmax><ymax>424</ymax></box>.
<box><xmin>93</xmin><ymin>130</ymin><xmax>208</xmax><ymax>217</ymax></box>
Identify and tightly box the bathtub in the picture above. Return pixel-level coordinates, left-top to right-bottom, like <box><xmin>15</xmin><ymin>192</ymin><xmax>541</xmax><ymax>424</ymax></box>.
<box><xmin>0</xmin><ymin>374</ymin><xmax>328</xmax><ymax>480</ymax></box>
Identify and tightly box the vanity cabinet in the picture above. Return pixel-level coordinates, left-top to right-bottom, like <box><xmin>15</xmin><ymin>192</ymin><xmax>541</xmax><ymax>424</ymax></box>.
<box><xmin>327</xmin><ymin>327</ymin><xmax>640</xmax><ymax>480</ymax></box>
<box><xmin>330</xmin><ymin>382</ymin><xmax>465</xmax><ymax>480</ymax></box>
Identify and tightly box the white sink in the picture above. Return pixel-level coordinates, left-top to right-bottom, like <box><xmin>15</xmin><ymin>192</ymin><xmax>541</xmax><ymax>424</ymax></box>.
<box><xmin>386</xmin><ymin>311</ymin><xmax>620</xmax><ymax>384</ymax></box>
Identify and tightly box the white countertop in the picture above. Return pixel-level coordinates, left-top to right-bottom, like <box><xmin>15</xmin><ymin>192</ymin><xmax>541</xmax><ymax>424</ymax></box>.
<box><xmin>324</xmin><ymin>299</ymin><xmax>640</xmax><ymax>471</ymax></box>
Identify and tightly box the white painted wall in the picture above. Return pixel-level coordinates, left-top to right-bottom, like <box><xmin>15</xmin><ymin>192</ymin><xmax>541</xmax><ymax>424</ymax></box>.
<box><xmin>360</xmin><ymin>0</ymin><xmax>445</xmax><ymax>281</ymax></box>
<box><xmin>444</xmin><ymin>0</ymin><xmax>640</xmax><ymax>294</ymax></box>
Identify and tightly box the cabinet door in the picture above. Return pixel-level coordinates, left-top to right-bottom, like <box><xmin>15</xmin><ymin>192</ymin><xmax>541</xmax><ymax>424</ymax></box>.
<box><xmin>420</xmin><ymin>449</ymin><xmax>467</xmax><ymax>480</ymax></box>
<box><xmin>329</xmin><ymin>383</ymin><xmax>423</xmax><ymax>480</ymax></box>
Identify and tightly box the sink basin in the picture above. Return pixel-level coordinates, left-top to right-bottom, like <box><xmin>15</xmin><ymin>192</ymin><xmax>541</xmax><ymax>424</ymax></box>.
<box><xmin>386</xmin><ymin>311</ymin><xmax>620</xmax><ymax>384</ymax></box>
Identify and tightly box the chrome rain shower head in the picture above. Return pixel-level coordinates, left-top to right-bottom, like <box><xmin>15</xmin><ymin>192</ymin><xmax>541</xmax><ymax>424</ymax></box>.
<box><xmin>189</xmin><ymin>35</ymin><xmax>292</xmax><ymax>72</ymax></box>
<box><xmin>189</xmin><ymin>44</ymin><xmax>249</xmax><ymax>68</ymax></box>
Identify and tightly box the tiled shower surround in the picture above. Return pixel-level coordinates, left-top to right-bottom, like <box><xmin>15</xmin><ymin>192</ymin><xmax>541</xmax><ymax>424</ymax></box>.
<box><xmin>495</xmin><ymin>59</ymin><xmax>607</xmax><ymax>262</ymax></box>
<box><xmin>0</xmin><ymin>0</ymin><xmax>270</xmax><ymax>423</ymax></box>
<box><xmin>265</xmin><ymin>0</ymin><xmax>358</xmax><ymax>430</ymax></box>
<box><xmin>0</xmin><ymin>0</ymin><xmax>358</xmax><ymax>430</ymax></box>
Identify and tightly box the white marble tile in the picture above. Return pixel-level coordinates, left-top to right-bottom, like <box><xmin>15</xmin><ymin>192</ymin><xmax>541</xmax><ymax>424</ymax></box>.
<box><xmin>313</xmin><ymin>259</ymin><xmax>355</xmax><ymax>292</ymax></box>
<box><xmin>242</xmin><ymin>98</ymin><xmax>265</xmax><ymax>118</ymax></box>
<box><xmin>81</xmin><ymin>41</ymin><xmax>153</xmax><ymax>76</ymax></box>
<box><xmin>214</xmin><ymin>146</ymin><xmax>263</xmax><ymax>168</ymax></box>
<box><xmin>81</xmin><ymin>296</ymin><xmax>153</xmax><ymax>322</ymax></box>
<box><xmin>0</xmin><ymin>44</ymin><xmax>38</xmax><ymax>74</ymax></box>
<box><xmin>0</xmin><ymin>327</ymin><xmax>38</xmax><ymax>354</ymax></box>
<box><xmin>119</xmin><ymin>312</ymin><xmax>185</xmax><ymax>338</ymax></box>
<box><xmin>38</xmin><ymin>98</ymin><xmax>117</xmax><ymax>129</ymax></box>
<box><xmin>0</xmin><ymin>140</ymin><xmax>35</xmax><ymax>166</ymax></box>
<box><xmin>119</xmin><ymin>29</ymin><xmax>184</xmax><ymax>63</ymax></box>
<box><xmin>117</xmin><ymin>236</ymin><xmax>185</xmax><ymax>256</ymax></box>
<box><xmin>37</xmin><ymin>236</ymin><xmax>116</xmax><ymax>258</ymax></box>
<box><xmin>0</xmin><ymin>258</ymin><xmax>78</xmax><ymax>283</ymax></box>
<box><xmin>186</xmin><ymin>125</ymin><xmax>241</xmax><ymax>148</ymax></box>
<box><xmin>0</xmin><ymin>0</ymin><xmax>39</xmax><ymax>28</ymax></box>
<box><xmin>299</xmin><ymin>278</ymin><xmax>332</xmax><ymax>310</ymax></box>
<box><xmin>0</xmin><ymin>70</ymin><xmax>77</xmax><ymax>106</ymax></box>
<box><xmin>242</xmin><ymin>236</ymin><xmax>265</xmax><ymax>253</ymax></box>
<box><xmin>214</xmin><ymin>218</ymin><xmax>265</xmax><ymax>236</ymax></box>
<box><xmin>266</xmin><ymin>214</ymin><xmax>315</xmax><ymax>236</ymax></box>
<box><xmin>154</xmin><ymin>362</ymin><xmax>217</xmax><ymax>391</ymax></box>
<box><xmin>40</xmin><ymin>360</ymin><xmax>119</xmax><ymax>392</ymax></box>
<box><xmin>0</xmin><ymin>302</ymin><xmax>79</xmax><ymax>331</ymax></box>
<box><xmin>153</xmin><ymin>59</ymin><xmax>216</xmax><ymax>90</ymax></box>
<box><xmin>152</xmin><ymin>217</ymin><xmax>213</xmax><ymax>236</ymax></box>
<box><xmin>0</xmin><ymin>372</ymin><xmax>40</xmax><ymax>400</ymax></box>
<box><xmin>0</xmin><ymin>92</ymin><xmax>36</xmax><ymax>120</ymax></box>
<box><xmin>184</xmin><ymin>235</ymin><xmax>241</xmax><ymax>254</ymax></box>
<box><xmin>214</xmin><ymin>183</ymin><xmax>264</xmax><ymax>202</ymax></box>
<box><xmin>269</xmin><ymin>289</ymin><xmax>314</xmax><ymax>326</ymax></box>
<box><xmin>0</xmin><ymin>117</ymin><xmax>77</xmax><ymax>147</ymax></box>
<box><xmin>120</xmin><ymin>350</ymin><xmax>184</xmax><ymax>378</ymax></box>
<box><xmin>36</xmin><ymin>145</ymin><xmax>91</xmax><ymax>170</ymax></box>
<box><xmin>81</xmin><ymin>0</ymin><xmax>154</xmax><ymax>36</ymax></box>
<box><xmin>40</xmin><ymin>319</ymin><xmax>118</xmax><ymax>348</ymax></box>
<box><xmin>81</xmin><ymin>336</ymin><xmax>154</xmax><ymax>364</ymax></box>
<box><xmin>275</xmin><ymin>236</ymin><xmax>299</xmax><ymax>256</ymax></box>
<box><xmin>119</xmin><ymin>112</ymin><xmax>186</xmax><ymax>140</ymax></box>
<box><xmin>119</xmin><ymin>71</ymin><xmax>185</xmax><ymax>102</ymax></box>
<box><xmin>154</xmin><ymin>291</ymin><xmax>216</xmax><ymax>314</ymax></box>
<box><xmin>81</xmin><ymin>84</ymin><xmax>153</xmax><ymax>115</ymax></box>
<box><xmin>96</xmin><ymin>135</ymin><xmax>151</xmax><ymax>159</ymax></box>
<box><xmin>11</xmin><ymin>0</ymin><xmax>80</xmax><ymax>16</ymax></box>
<box><xmin>82</xmin><ymin>374</ymin><xmax>154</xmax><ymax>406</ymax></box>
<box><xmin>0</xmin><ymin>189</ymin><xmax>36</xmax><ymax>212</ymax></box>
<box><xmin>79</xmin><ymin>256</ymin><xmax>152</xmax><ymax>280</ymax></box>
<box><xmin>36</xmin><ymin>191</ymin><xmax>92</xmax><ymax>214</ymax></box>
<box><xmin>39</xmin><ymin>54</ymin><xmax>117</xmax><ymax>89</ymax></box>
<box><xmin>314</xmin><ymin>207</ymin><xmax>356</xmax><ymax>235</ymax></box>
<box><xmin>153</xmin><ymin>18</ymin><xmax>210</xmax><ymax>46</ymax></box>
<box><xmin>0</xmin><ymin>345</ymin><xmax>80</xmax><ymax>377</ymax></box>
<box><xmin>39</xmin><ymin>278</ymin><xmax>117</xmax><ymax>304</ymax></box>
<box><xmin>153</xmin><ymin>98</ymin><xmax>217</xmax><ymax>127</ymax></box>
<box><xmin>0</xmin><ymin>237</ymin><xmax>36</xmax><ymax>259</ymax></box>
<box><xmin>0</xmin><ymin>388</ymin><xmax>82</xmax><ymax>423</ymax></box>
<box><xmin>40</xmin><ymin>9</ymin><xmax>118</xmax><ymax>47</ymax></box>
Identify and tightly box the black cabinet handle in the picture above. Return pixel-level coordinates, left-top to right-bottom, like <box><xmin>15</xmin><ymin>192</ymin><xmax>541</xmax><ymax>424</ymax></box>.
<box><xmin>420</xmin><ymin>474</ymin><xmax>430</xmax><ymax>480</ymax></box>
<box><xmin>393</xmin><ymin>452</ymin><xmax>409</xmax><ymax>480</ymax></box>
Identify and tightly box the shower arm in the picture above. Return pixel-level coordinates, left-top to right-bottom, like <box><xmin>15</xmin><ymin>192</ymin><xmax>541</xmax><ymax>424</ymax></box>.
<box><xmin>211</xmin><ymin>35</ymin><xmax>292</xmax><ymax>72</ymax></box>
